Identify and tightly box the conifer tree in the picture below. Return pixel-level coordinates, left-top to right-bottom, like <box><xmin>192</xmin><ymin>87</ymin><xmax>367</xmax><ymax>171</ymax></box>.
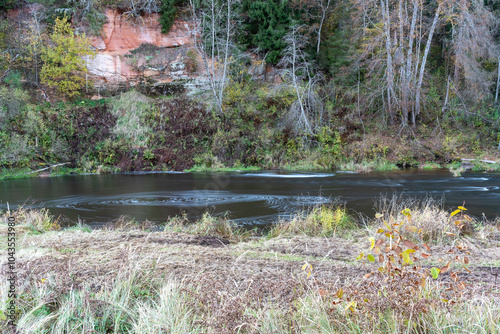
<box><xmin>241</xmin><ymin>0</ymin><xmax>293</xmax><ymax>64</ymax></box>
<box><xmin>160</xmin><ymin>0</ymin><xmax>178</xmax><ymax>33</ymax></box>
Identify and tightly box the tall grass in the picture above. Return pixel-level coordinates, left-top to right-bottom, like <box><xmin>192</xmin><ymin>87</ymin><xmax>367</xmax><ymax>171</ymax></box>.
<box><xmin>164</xmin><ymin>212</ymin><xmax>252</xmax><ymax>241</ymax></box>
<box><xmin>3</xmin><ymin>268</ymin><xmax>499</xmax><ymax>334</ymax></box>
<box><xmin>374</xmin><ymin>194</ymin><xmax>473</xmax><ymax>244</ymax></box>
<box><xmin>268</xmin><ymin>204</ymin><xmax>356</xmax><ymax>238</ymax></box>
<box><xmin>2</xmin><ymin>205</ymin><xmax>60</xmax><ymax>233</ymax></box>
<box><xmin>4</xmin><ymin>270</ymin><xmax>203</xmax><ymax>334</ymax></box>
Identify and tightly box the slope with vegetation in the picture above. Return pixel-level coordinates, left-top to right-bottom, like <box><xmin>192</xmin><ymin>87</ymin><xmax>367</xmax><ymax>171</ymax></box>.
<box><xmin>0</xmin><ymin>0</ymin><xmax>500</xmax><ymax>176</ymax></box>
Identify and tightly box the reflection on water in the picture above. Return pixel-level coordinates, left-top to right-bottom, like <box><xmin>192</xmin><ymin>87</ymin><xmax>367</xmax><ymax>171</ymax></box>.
<box><xmin>1</xmin><ymin>169</ymin><xmax>499</xmax><ymax>227</ymax></box>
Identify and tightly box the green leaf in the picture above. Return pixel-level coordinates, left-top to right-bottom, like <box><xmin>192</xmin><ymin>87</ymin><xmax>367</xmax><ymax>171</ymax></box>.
<box><xmin>431</xmin><ymin>267</ymin><xmax>441</xmax><ymax>279</ymax></box>
<box><xmin>367</xmin><ymin>254</ymin><xmax>375</xmax><ymax>262</ymax></box>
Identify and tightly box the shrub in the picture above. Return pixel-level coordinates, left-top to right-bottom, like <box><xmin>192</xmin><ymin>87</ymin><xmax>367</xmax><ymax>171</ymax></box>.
<box><xmin>374</xmin><ymin>195</ymin><xmax>472</xmax><ymax>244</ymax></box>
<box><xmin>40</xmin><ymin>17</ymin><xmax>96</xmax><ymax>98</ymax></box>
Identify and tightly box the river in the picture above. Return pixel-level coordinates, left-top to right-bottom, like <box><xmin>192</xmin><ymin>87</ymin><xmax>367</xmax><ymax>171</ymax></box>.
<box><xmin>1</xmin><ymin>169</ymin><xmax>499</xmax><ymax>227</ymax></box>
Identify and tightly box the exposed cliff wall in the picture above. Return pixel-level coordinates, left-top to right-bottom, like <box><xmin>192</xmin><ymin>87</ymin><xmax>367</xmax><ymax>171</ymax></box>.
<box><xmin>7</xmin><ymin>4</ymin><xmax>274</xmax><ymax>96</ymax></box>
<box><xmin>87</xmin><ymin>9</ymin><xmax>197</xmax><ymax>88</ymax></box>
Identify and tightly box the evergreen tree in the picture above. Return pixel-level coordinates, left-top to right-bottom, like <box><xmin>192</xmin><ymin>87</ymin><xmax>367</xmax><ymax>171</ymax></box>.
<box><xmin>0</xmin><ymin>0</ymin><xmax>15</xmax><ymax>11</ymax></box>
<box><xmin>160</xmin><ymin>0</ymin><xmax>178</xmax><ymax>34</ymax></box>
<box><xmin>240</xmin><ymin>0</ymin><xmax>293</xmax><ymax>64</ymax></box>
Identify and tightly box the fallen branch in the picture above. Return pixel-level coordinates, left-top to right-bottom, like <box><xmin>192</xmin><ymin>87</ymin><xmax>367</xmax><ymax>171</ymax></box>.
<box><xmin>25</xmin><ymin>162</ymin><xmax>71</xmax><ymax>175</ymax></box>
<box><xmin>461</xmin><ymin>158</ymin><xmax>497</xmax><ymax>164</ymax></box>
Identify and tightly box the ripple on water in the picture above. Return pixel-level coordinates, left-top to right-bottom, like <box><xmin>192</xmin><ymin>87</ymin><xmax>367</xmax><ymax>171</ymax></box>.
<box><xmin>240</xmin><ymin>172</ymin><xmax>335</xmax><ymax>178</ymax></box>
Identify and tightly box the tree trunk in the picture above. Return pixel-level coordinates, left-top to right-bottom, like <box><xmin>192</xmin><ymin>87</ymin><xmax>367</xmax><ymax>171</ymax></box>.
<box><xmin>414</xmin><ymin>3</ymin><xmax>441</xmax><ymax>125</ymax></box>
<box><xmin>496</xmin><ymin>55</ymin><xmax>500</xmax><ymax>103</ymax></box>
<box><xmin>316</xmin><ymin>0</ymin><xmax>331</xmax><ymax>54</ymax></box>
<box><xmin>381</xmin><ymin>0</ymin><xmax>395</xmax><ymax>123</ymax></box>
<box><xmin>403</xmin><ymin>0</ymin><xmax>419</xmax><ymax>124</ymax></box>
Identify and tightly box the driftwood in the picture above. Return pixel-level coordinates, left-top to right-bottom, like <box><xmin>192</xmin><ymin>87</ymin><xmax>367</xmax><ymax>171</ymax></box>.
<box><xmin>25</xmin><ymin>162</ymin><xmax>71</xmax><ymax>175</ymax></box>
<box><xmin>461</xmin><ymin>158</ymin><xmax>497</xmax><ymax>164</ymax></box>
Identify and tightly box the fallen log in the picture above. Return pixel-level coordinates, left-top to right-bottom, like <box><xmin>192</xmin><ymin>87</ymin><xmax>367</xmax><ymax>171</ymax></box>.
<box><xmin>461</xmin><ymin>158</ymin><xmax>497</xmax><ymax>164</ymax></box>
<box><xmin>25</xmin><ymin>162</ymin><xmax>71</xmax><ymax>175</ymax></box>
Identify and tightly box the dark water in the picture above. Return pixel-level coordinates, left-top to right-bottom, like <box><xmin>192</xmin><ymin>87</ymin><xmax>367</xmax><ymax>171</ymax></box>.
<box><xmin>1</xmin><ymin>169</ymin><xmax>499</xmax><ymax>227</ymax></box>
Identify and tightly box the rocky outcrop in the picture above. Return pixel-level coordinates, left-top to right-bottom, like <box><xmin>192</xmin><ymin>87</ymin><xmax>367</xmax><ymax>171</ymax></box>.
<box><xmin>87</xmin><ymin>9</ymin><xmax>196</xmax><ymax>88</ymax></box>
<box><xmin>9</xmin><ymin>5</ymin><xmax>277</xmax><ymax>96</ymax></box>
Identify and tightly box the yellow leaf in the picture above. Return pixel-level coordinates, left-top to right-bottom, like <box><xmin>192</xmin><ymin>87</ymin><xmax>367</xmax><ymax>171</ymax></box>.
<box><xmin>384</xmin><ymin>221</ymin><xmax>392</xmax><ymax>231</ymax></box>
<box><xmin>345</xmin><ymin>301</ymin><xmax>357</xmax><ymax>312</ymax></box>
<box><xmin>375</xmin><ymin>213</ymin><xmax>383</xmax><ymax>219</ymax></box>
<box><xmin>336</xmin><ymin>288</ymin><xmax>344</xmax><ymax>299</ymax></box>
<box><xmin>369</xmin><ymin>237</ymin><xmax>375</xmax><ymax>250</ymax></box>
<box><xmin>405</xmin><ymin>225</ymin><xmax>418</xmax><ymax>233</ymax></box>
<box><xmin>451</xmin><ymin>209</ymin><xmax>461</xmax><ymax>217</ymax></box>
<box><xmin>356</xmin><ymin>252</ymin><xmax>364</xmax><ymax>260</ymax></box>
<box><xmin>401</xmin><ymin>208</ymin><xmax>411</xmax><ymax>217</ymax></box>
<box><xmin>402</xmin><ymin>250</ymin><xmax>413</xmax><ymax>264</ymax></box>
<box><xmin>301</xmin><ymin>263</ymin><xmax>307</xmax><ymax>271</ymax></box>
<box><xmin>457</xmin><ymin>206</ymin><xmax>467</xmax><ymax>211</ymax></box>
<box><xmin>376</xmin><ymin>228</ymin><xmax>384</xmax><ymax>233</ymax></box>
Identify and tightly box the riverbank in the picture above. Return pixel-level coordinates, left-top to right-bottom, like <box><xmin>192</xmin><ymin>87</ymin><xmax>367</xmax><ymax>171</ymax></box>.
<box><xmin>1</xmin><ymin>203</ymin><xmax>499</xmax><ymax>333</ymax></box>
<box><xmin>2</xmin><ymin>89</ymin><xmax>500</xmax><ymax>181</ymax></box>
<box><xmin>2</xmin><ymin>157</ymin><xmax>500</xmax><ymax>181</ymax></box>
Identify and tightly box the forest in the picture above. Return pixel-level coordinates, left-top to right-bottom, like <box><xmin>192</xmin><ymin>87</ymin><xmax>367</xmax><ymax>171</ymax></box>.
<box><xmin>1</xmin><ymin>0</ymin><xmax>500</xmax><ymax>174</ymax></box>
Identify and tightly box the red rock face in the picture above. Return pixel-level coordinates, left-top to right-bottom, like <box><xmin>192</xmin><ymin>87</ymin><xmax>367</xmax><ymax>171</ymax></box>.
<box><xmin>92</xmin><ymin>10</ymin><xmax>192</xmax><ymax>54</ymax></box>
<box><xmin>87</xmin><ymin>10</ymin><xmax>194</xmax><ymax>84</ymax></box>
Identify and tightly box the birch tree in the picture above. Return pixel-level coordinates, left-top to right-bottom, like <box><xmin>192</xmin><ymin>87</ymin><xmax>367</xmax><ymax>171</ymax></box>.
<box><xmin>352</xmin><ymin>0</ymin><xmax>443</xmax><ymax>126</ymax></box>
<box><xmin>189</xmin><ymin>0</ymin><xmax>240</xmax><ymax>114</ymax></box>
<box><xmin>278</xmin><ymin>25</ymin><xmax>323</xmax><ymax>135</ymax></box>
<box><xmin>445</xmin><ymin>0</ymin><xmax>497</xmax><ymax>101</ymax></box>
<box><xmin>316</xmin><ymin>0</ymin><xmax>332</xmax><ymax>54</ymax></box>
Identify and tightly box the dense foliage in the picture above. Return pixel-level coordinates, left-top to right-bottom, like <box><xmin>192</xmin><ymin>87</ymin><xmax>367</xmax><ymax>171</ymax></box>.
<box><xmin>40</xmin><ymin>17</ymin><xmax>95</xmax><ymax>97</ymax></box>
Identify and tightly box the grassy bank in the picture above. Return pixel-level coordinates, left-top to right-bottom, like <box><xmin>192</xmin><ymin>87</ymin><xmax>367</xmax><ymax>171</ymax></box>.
<box><xmin>1</xmin><ymin>199</ymin><xmax>499</xmax><ymax>333</ymax></box>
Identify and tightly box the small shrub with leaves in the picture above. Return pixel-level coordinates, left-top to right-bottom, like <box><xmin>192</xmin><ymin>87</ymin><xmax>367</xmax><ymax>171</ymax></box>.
<box><xmin>322</xmin><ymin>207</ymin><xmax>473</xmax><ymax>332</ymax></box>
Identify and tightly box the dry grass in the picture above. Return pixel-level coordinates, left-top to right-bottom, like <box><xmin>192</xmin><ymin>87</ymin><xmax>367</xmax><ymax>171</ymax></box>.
<box><xmin>1</xmin><ymin>205</ymin><xmax>499</xmax><ymax>333</ymax></box>
<box><xmin>1</xmin><ymin>205</ymin><xmax>61</xmax><ymax>233</ymax></box>
<box><xmin>2</xmin><ymin>263</ymin><xmax>499</xmax><ymax>334</ymax></box>
<box><xmin>269</xmin><ymin>204</ymin><xmax>357</xmax><ymax>238</ymax></box>
<box><xmin>164</xmin><ymin>212</ymin><xmax>253</xmax><ymax>242</ymax></box>
<box><xmin>104</xmin><ymin>215</ymin><xmax>154</xmax><ymax>231</ymax></box>
<box><xmin>374</xmin><ymin>195</ymin><xmax>477</xmax><ymax>244</ymax></box>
